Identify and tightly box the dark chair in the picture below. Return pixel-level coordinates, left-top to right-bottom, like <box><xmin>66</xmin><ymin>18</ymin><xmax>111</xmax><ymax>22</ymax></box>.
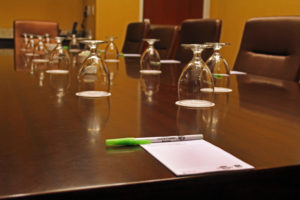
<box><xmin>174</xmin><ymin>18</ymin><xmax>222</xmax><ymax>63</ymax></box>
<box><xmin>13</xmin><ymin>20</ymin><xmax>59</xmax><ymax>69</ymax></box>
<box><xmin>147</xmin><ymin>25</ymin><xmax>178</xmax><ymax>59</ymax></box>
<box><xmin>233</xmin><ymin>16</ymin><xmax>300</xmax><ymax>82</ymax></box>
<box><xmin>122</xmin><ymin>21</ymin><xmax>150</xmax><ymax>54</ymax></box>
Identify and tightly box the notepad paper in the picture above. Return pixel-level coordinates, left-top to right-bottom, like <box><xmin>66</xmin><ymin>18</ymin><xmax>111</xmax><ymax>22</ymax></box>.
<box><xmin>141</xmin><ymin>140</ymin><xmax>254</xmax><ymax>176</ymax></box>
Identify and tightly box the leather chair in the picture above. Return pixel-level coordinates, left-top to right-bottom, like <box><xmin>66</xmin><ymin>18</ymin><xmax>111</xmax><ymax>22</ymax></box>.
<box><xmin>14</xmin><ymin>20</ymin><xmax>59</xmax><ymax>53</ymax></box>
<box><xmin>233</xmin><ymin>16</ymin><xmax>300</xmax><ymax>82</ymax></box>
<box><xmin>122</xmin><ymin>21</ymin><xmax>150</xmax><ymax>54</ymax></box>
<box><xmin>174</xmin><ymin>18</ymin><xmax>222</xmax><ymax>63</ymax></box>
<box><xmin>147</xmin><ymin>25</ymin><xmax>178</xmax><ymax>59</ymax></box>
<box><xmin>14</xmin><ymin>20</ymin><xmax>59</xmax><ymax>69</ymax></box>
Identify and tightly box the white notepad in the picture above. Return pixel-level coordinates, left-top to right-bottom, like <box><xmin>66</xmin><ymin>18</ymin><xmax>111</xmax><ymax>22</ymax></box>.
<box><xmin>141</xmin><ymin>140</ymin><xmax>254</xmax><ymax>176</ymax></box>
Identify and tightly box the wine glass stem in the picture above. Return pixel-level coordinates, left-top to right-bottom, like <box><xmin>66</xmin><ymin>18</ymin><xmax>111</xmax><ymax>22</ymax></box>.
<box><xmin>193</xmin><ymin>50</ymin><xmax>203</xmax><ymax>62</ymax></box>
<box><xmin>90</xmin><ymin>45</ymin><xmax>97</xmax><ymax>56</ymax></box>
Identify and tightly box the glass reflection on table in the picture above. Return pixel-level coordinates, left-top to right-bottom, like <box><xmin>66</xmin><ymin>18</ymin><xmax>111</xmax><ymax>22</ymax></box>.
<box><xmin>176</xmin><ymin>107</ymin><xmax>213</xmax><ymax>136</ymax></box>
<box><xmin>140</xmin><ymin>73</ymin><xmax>161</xmax><ymax>103</ymax></box>
<box><xmin>47</xmin><ymin>68</ymin><xmax>71</xmax><ymax>104</ymax></box>
<box><xmin>78</xmin><ymin>97</ymin><xmax>111</xmax><ymax>144</ymax></box>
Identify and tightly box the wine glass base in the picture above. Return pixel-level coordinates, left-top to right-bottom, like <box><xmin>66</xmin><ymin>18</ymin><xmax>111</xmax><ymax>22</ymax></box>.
<box><xmin>46</xmin><ymin>70</ymin><xmax>69</xmax><ymax>74</ymax></box>
<box><xmin>200</xmin><ymin>87</ymin><xmax>232</xmax><ymax>93</ymax></box>
<box><xmin>140</xmin><ymin>70</ymin><xmax>162</xmax><ymax>74</ymax></box>
<box><xmin>76</xmin><ymin>91</ymin><xmax>111</xmax><ymax>98</ymax></box>
<box><xmin>104</xmin><ymin>59</ymin><xmax>120</xmax><ymax>63</ymax></box>
<box><xmin>32</xmin><ymin>59</ymin><xmax>49</xmax><ymax>63</ymax></box>
<box><xmin>175</xmin><ymin>100</ymin><xmax>215</xmax><ymax>108</ymax></box>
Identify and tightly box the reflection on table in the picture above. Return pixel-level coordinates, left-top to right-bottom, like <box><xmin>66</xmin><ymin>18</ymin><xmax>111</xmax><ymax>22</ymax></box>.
<box><xmin>0</xmin><ymin>51</ymin><xmax>300</xmax><ymax>199</ymax></box>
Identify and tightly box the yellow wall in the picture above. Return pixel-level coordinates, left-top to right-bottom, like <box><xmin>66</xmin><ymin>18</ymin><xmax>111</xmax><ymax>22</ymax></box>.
<box><xmin>210</xmin><ymin>0</ymin><xmax>300</xmax><ymax>69</ymax></box>
<box><xmin>0</xmin><ymin>0</ymin><xmax>83</xmax><ymax>33</ymax></box>
<box><xmin>95</xmin><ymin>0</ymin><xmax>140</xmax><ymax>50</ymax></box>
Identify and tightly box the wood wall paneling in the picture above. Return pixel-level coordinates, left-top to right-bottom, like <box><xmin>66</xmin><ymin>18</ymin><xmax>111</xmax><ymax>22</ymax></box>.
<box><xmin>143</xmin><ymin>0</ymin><xmax>203</xmax><ymax>25</ymax></box>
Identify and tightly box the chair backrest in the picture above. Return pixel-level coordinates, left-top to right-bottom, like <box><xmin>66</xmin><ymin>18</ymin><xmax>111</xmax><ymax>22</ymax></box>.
<box><xmin>14</xmin><ymin>20</ymin><xmax>59</xmax><ymax>52</ymax></box>
<box><xmin>14</xmin><ymin>20</ymin><xmax>59</xmax><ymax>69</ymax></box>
<box><xmin>233</xmin><ymin>16</ymin><xmax>300</xmax><ymax>82</ymax></box>
<box><xmin>122</xmin><ymin>21</ymin><xmax>150</xmax><ymax>54</ymax></box>
<box><xmin>147</xmin><ymin>25</ymin><xmax>178</xmax><ymax>59</ymax></box>
<box><xmin>174</xmin><ymin>18</ymin><xmax>222</xmax><ymax>63</ymax></box>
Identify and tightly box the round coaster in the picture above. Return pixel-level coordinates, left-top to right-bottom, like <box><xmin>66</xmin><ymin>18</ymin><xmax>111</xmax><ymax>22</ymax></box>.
<box><xmin>32</xmin><ymin>59</ymin><xmax>49</xmax><ymax>63</ymax></box>
<box><xmin>46</xmin><ymin>70</ymin><xmax>69</xmax><ymax>74</ymax></box>
<box><xmin>200</xmin><ymin>87</ymin><xmax>232</xmax><ymax>93</ymax></box>
<box><xmin>69</xmin><ymin>49</ymin><xmax>81</xmax><ymax>53</ymax></box>
<box><xmin>76</xmin><ymin>91</ymin><xmax>111</xmax><ymax>98</ymax></box>
<box><xmin>25</xmin><ymin>53</ymin><xmax>39</xmax><ymax>57</ymax></box>
<box><xmin>104</xmin><ymin>59</ymin><xmax>120</xmax><ymax>63</ymax></box>
<box><xmin>140</xmin><ymin>70</ymin><xmax>162</xmax><ymax>74</ymax></box>
<box><xmin>175</xmin><ymin>99</ymin><xmax>215</xmax><ymax>108</ymax></box>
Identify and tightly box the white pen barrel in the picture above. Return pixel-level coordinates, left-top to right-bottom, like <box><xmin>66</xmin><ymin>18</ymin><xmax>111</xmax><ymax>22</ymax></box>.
<box><xmin>135</xmin><ymin>134</ymin><xmax>203</xmax><ymax>143</ymax></box>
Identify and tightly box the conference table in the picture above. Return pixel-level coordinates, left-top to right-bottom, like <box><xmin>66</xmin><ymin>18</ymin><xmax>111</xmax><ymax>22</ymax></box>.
<box><xmin>0</xmin><ymin>50</ymin><xmax>300</xmax><ymax>199</ymax></box>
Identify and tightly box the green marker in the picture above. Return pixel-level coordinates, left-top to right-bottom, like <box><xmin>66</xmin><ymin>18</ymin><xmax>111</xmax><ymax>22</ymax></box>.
<box><xmin>105</xmin><ymin>134</ymin><xmax>203</xmax><ymax>146</ymax></box>
<box><xmin>106</xmin><ymin>138</ymin><xmax>151</xmax><ymax>146</ymax></box>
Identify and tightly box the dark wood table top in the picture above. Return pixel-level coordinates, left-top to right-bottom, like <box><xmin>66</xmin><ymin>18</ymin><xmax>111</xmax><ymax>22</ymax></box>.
<box><xmin>0</xmin><ymin>52</ymin><xmax>300</xmax><ymax>199</ymax></box>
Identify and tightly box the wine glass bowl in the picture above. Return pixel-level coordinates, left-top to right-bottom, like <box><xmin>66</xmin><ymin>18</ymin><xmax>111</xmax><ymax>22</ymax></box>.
<box><xmin>68</xmin><ymin>34</ymin><xmax>82</xmax><ymax>66</ymax></box>
<box><xmin>140</xmin><ymin>39</ymin><xmax>161</xmax><ymax>73</ymax></box>
<box><xmin>49</xmin><ymin>37</ymin><xmax>70</xmax><ymax>70</ymax></box>
<box><xmin>103</xmin><ymin>36</ymin><xmax>120</xmax><ymax>84</ymax></box>
<box><xmin>104</xmin><ymin>36</ymin><xmax>119</xmax><ymax>61</ymax></box>
<box><xmin>205</xmin><ymin>42</ymin><xmax>232</xmax><ymax>93</ymax></box>
<box><xmin>77</xmin><ymin>40</ymin><xmax>110</xmax><ymax>97</ymax></box>
<box><xmin>176</xmin><ymin>44</ymin><xmax>215</xmax><ymax>108</ymax></box>
<box><xmin>20</xmin><ymin>33</ymin><xmax>29</xmax><ymax>53</ymax></box>
<box><xmin>24</xmin><ymin>34</ymin><xmax>39</xmax><ymax>69</ymax></box>
<box><xmin>44</xmin><ymin>34</ymin><xmax>57</xmax><ymax>55</ymax></box>
<box><xmin>34</xmin><ymin>35</ymin><xmax>49</xmax><ymax>60</ymax></box>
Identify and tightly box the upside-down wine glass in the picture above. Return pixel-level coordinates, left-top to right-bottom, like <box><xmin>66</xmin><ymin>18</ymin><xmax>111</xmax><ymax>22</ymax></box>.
<box><xmin>25</xmin><ymin>34</ymin><xmax>39</xmax><ymax>71</ymax></box>
<box><xmin>205</xmin><ymin>42</ymin><xmax>232</xmax><ymax>93</ymax></box>
<box><xmin>20</xmin><ymin>33</ymin><xmax>29</xmax><ymax>53</ymax></box>
<box><xmin>20</xmin><ymin>33</ymin><xmax>29</xmax><ymax>67</ymax></box>
<box><xmin>34</xmin><ymin>35</ymin><xmax>49</xmax><ymax>60</ymax></box>
<box><xmin>176</xmin><ymin>44</ymin><xmax>215</xmax><ymax>108</ymax></box>
<box><xmin>77</xmin><ymin>40</ymin><xmax>110</xmax><ymax>98</ymax></box>
<box><xmin>104</xmin><ymin>36</ymin><xmax>120</xmax><ymax>84</ymax></box>
<box><xmin>49</xmin><ymin>37</ymin><xmax>70</xmax><ymax>71</ymax></box>
<box><xmin>31</xmin><ymin>35</ymin><xmax>50</xmax><ymax>81</ymax></box>
<box><xmin>69</xmin><ymin>34</ymin><xmax>81</xmax><ymax>66</ymax></box>
<box><xmin>140</xmin><ymin>39</ymin><xmax>161</xmax><ymax>74</ymax></box>
<box><xmin>44</xmin><ymin>33</ymin><xmax>57</xmax><ymax>55</ymax></box>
